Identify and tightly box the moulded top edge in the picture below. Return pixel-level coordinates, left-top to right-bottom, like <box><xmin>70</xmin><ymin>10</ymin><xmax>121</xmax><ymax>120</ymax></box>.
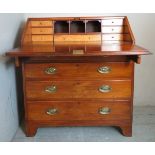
<box><xmin>27</xmin><ymin>16</ymin><xmax>126</xmax><ymax>21</ymax></box>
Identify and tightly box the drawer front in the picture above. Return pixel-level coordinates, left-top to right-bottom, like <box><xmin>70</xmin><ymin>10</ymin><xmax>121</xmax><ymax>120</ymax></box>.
<box><xmin>25</xmin><ymin>80</ymin><xmax>131</xmax><ymax>100</ymax></box>
<box><xmin>31</xmin><ymin>28</ymin><xmax>53</xmax><ymax>34</ymax></box>
<box><xmin>102</xmin><ymin>34</ymin><xmax>130</xmax><ymax>41</ymax></box>
<box><xmin>30</xmin><ymin>21</ymin><xmax>53</xmax><ymax>27</ymax></box>
<box><xmin>102</xmin><ymin>26</ymin><xmax>124</xmax><ymax>33</ymax></box>
<box><xmin>54</xmin><ymin>34</ymin><xmax>101</xmax><ymax>42</ymax></box>
<box><xmin>24</xmin><ymin>62</ymin><xmax>133</xmax><ymax>80</ymax></box>
<box><xmin>102</xmin><ymin>19</ymin><xmax>124</xmax><ymax>26</ymax></box>
<box><xmin>32</xmin><ymin>35</ymin><xmax>53</xmax><ymax>41</ymax></box>
<box><xmin>27</xmin><ymin>101</ymin><xmax>131</xmax><ymax>121</ymax></box>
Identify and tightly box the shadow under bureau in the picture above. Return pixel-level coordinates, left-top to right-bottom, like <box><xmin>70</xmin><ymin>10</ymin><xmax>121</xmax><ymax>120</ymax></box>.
<box><xmin>6</xmin><ymin>16</ymin><xmax>150</xmax><ymax>137</ymax></box>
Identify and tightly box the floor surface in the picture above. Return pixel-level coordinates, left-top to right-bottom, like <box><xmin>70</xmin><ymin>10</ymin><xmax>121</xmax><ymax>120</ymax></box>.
<box><xmin>12</xmin><ymin>106</ymin><xmax>155</xmax><ymax>142</ymax></box>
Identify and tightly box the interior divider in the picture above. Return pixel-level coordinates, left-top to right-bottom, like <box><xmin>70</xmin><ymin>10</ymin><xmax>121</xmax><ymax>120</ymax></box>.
<box><xmin>54</xmin><ymin>19</ymin><xmax>102</xmax><ymax>34</ymax></box>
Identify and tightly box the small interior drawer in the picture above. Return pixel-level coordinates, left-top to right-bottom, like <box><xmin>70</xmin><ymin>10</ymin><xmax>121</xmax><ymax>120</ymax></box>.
<box><xmin>102</xmin><ymin>19</ymin><xmax>124</xmax><ymax>26</ymax></box>
<box><xmin>30</xmin><ymin>21</ymin><xmax>53</xmax><ymax>27</ymax></box>
<box><xmin>32</xmin><ymin>35</ymin><xmax>53</xmax><ymax>41</ymax></box>
<box><xmin>31</xmin><ymin>28</ymin><xmax>53</xmax><ymax>34</ymax></box>
<box><xmin>102</xmin><ymin>26</ymin><xmax>124</xmax><ymax>33</ymax></box>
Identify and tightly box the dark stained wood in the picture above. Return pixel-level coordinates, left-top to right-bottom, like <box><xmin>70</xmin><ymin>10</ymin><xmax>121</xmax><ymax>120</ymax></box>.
<box><xmin>6</xmin><ymin>16</ymin><xmax>150</xmax><ymax>137</ymax></box>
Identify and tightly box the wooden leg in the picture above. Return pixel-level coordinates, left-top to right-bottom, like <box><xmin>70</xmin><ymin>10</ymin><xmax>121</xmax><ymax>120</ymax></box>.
<box><xmin>119</xmin><ymin>124</ymin><xmax>132</xmax><ymax>137</ymax></box>
<box><xmin>25</xmin><ymin>121</ymin><xmax>38</xmax><ymax>137</ymax></box>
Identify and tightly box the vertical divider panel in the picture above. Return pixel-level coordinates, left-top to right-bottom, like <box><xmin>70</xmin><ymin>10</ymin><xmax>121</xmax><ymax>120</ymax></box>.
<box><xmin>68</xmin><ymin>20</ymin><xmax>71</xmax><ymax>34</ymax></box>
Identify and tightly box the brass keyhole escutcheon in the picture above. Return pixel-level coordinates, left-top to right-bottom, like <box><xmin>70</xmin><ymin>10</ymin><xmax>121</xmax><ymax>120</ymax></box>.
<box><xmin>45</xmin><ymin>67</ymin><xmax>57</xmax><ymax>74</ymax></box>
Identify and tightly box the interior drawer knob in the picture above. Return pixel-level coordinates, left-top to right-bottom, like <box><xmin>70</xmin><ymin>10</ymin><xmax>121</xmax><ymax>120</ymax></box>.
<box><xmin>98</xmin><ymin>66</ymin><xmax>111</xmax><ymax>74</ymax></box>
<box><xmin>46</xmin><ymin>108</ymin><xmax>58</xmax><ymax>115</ymax></box>
<box><xmin>45</xmin><ymin>85</ymin><xmax>57</xmax><ymax>93</ymax></box>
<box><xmin>99</xmin><ymin>107</ymin><xmax>111</xmax><ymax>115</ymax></box>
<box><xmin>99</xmin><ymin>85</ymin><xmax>111</xmax><ymax>93</ymax></box>
<box><xmin>45</xmin><ymin>67</ymin><xmax>57</xmax><ymax>74</ymax></box>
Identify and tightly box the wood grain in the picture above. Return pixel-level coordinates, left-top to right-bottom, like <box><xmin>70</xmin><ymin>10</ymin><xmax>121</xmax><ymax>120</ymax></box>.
<box><xmin>32</xmin><ymin>35</ymin><xmax>53</xmax><ymax>42</ymax></box>
<box><xmin>6</xmin><ymin>43</ymin><xmax>150</xmax><ymax>57</ymax></box>
<box><xmin>25</xmin><ymin>80</ymin><xmax>131</xmax><ymax>100</ymax></box>
<box><xmin>54</xmin><ymin>34</ymin><xmax>101</xmax><ymax>42</ymax></box>
<box><xmin>27</xmin><ymin>101</ymin><xmax>131</xmax><ymax>121</ymax></box>
<box><xmin>30</xmin><ymin>21</ymin><xmax>53</xmax><ymax>27</ymax></box>
<box><xmin>31</xmin><ymin>28</ymin><xmax>53</xmax><ymax>34</ymax></box>
<box><xmin>24</xmin><ymin>62</ymin><xmax>133</xmax><ymax>80</ymax></box>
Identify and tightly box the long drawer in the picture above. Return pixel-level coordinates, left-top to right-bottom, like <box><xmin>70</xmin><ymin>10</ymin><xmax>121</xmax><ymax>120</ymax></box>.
<box><xmin>27</xmin><ymin>101</ymin><xmax>131</xmax><ymax>121</ymax></box>
<box><xmin>25</xmin><ymin>80</ymin><xmax>131</xmax><ymax>100</ymax></box>
<box><xmin>24</xmin><ymin>62</ymin><xmax>133</xmax><ymax>80</ymax></box>
<box><xmin>54</xmin><ymin>34</ymin><xmax>101</xmax><ymax>42</ymax></box>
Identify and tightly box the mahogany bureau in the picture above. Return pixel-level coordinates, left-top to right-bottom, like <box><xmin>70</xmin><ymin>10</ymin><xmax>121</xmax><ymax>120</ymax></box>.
<box><xmin>6</xmin><ymin>16</ymin><xmax>150</xmax><ymax>137</ymax></box>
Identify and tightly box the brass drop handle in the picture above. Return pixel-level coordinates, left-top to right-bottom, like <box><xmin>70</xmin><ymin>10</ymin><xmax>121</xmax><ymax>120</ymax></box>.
<box><xmin>45</xmin><ymin>85</ymin><xmax>57</xmax><ymax>93</ymax></box>
<box><xmin>99</xmin><ymin>107</ymin><xmax>111</xmax><ymax>115</ymax></box>
<box><xmin>46</xmin><ymin>108</ymin><xmax>58</xmax><ymax>115</ymax></box>
<box><xmin>98</xmin><ymin>66</ymin><xmax>111</xmax><ymax>74</ymax></box>
<box><xmin>45</xmin><ymin>67</ymin><xmax>57</xmax><ymax>74</ymax></box>
<box><xmin>99</xmin><ymin>85</ymin><xmax>111</xmax><ymax>93</ymax></box>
